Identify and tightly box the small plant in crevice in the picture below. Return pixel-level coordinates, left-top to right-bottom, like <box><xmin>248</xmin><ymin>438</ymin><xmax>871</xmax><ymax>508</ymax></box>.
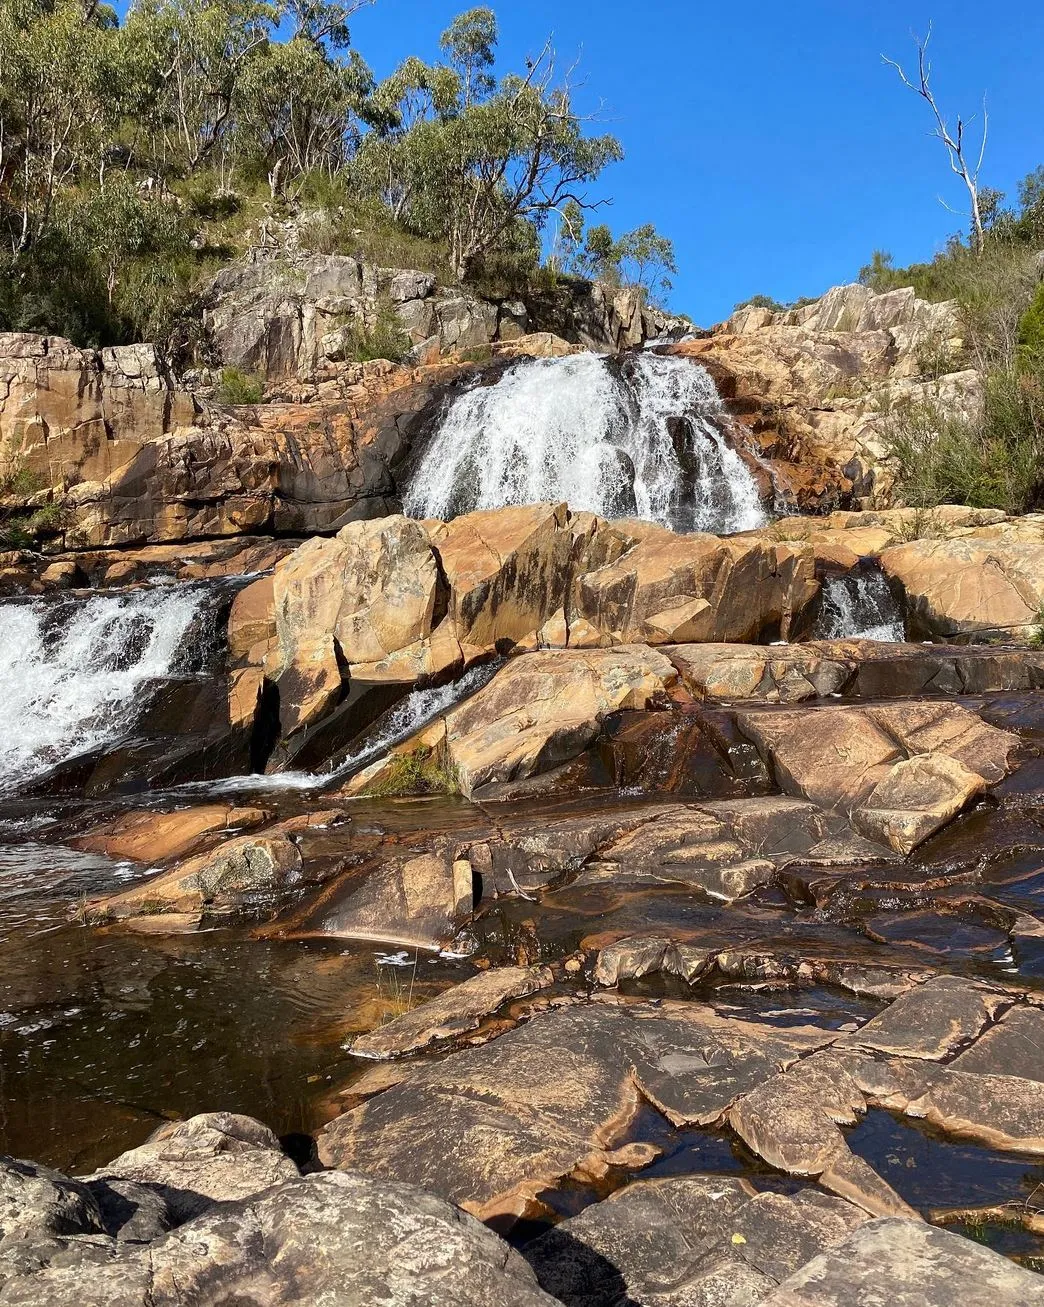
<box><xmin>375</xmin><ymin>954</ymin><xmax>419</xmax><ymax>1025</ymax></box>
<box><xmin>366</xmin><ymin>746</ymin><xmax>460</xmax><ymax>798</ymax></box>
<box><xmin>215</xmin><ymin>367</ymin><xmax>264</xmax><ymax>405</ymax></box>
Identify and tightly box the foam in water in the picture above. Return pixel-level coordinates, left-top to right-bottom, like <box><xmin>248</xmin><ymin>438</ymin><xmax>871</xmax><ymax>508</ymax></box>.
<box><xmin>0</xmin><ymin>587</ymin><xmax>204</xmax><ymax>791</ymax></box>
<box><xmin>403</xmin><ymin>352</ymin><xmax>766</xmax><ymax>534</ymax></box>
<box><xmin>818</xmin><ymin>571</ymin><xmax>905</xmax><ymax>642</ymax></box>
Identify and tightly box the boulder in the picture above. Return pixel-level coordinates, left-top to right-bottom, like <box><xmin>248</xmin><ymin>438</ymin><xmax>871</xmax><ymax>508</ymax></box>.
<box><xmin>0</xmin><ymin>1169</ymin><xmax>560</xmax><ymax>1306</ymax></box>
<box><xmin>880</xmin><ymin>537</ymin><xmax>1044</xmax><ymax>640</ymax></box>
<box><xmin>762</xmin><ymin>1215</ymin><xmax>1044</xmax><ymax>1306</ymax></box>
<box><xmin>735</xmin><ymin>701</ymin><xmax>1017</xmax><ymax>851</ymax></box>
<box><xmin>71</xmin><ymin>805</ymin><xmax>270</xmax><ymax>864</ymax></box>
<box><xmin>524</xmin><ymin>1177</ymin><xmax>870</xmax><ymax>1307</ymax></box>
<box><xmin>81</xmin><ymin>1113</ymin><xmax>299</xmax><ymax>1224</ymax></box>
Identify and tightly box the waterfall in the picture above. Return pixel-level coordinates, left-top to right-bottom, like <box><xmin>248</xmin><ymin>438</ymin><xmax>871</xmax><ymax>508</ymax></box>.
<box><xmin>818</xmin><ymin>571</ymin><xmax>905</xmax><ymax>642</ymax></box>
<box><xmin>195</xmin><ymin>661</ymin><xmax>500</xmax><ymax>795</ymax></box>
<box><xmin>0</xmin><ymin>586</ymin><xmax>206</xmax><ymax>791</ymax></box>
<box><xmin>403</xmin><ymin>352</ymin><xmax>766</xmax><ymax>534</ymax></box>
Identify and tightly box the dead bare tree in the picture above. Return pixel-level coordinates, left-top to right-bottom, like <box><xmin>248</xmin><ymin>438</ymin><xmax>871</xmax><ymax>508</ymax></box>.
<box><xmin>883</xmin><ymin>24</ymin><xmax>989</xmax><ymax>252</ymax></box>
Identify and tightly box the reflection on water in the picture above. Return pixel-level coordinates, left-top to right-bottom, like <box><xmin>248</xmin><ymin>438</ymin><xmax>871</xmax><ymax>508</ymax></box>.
<box><xmin>0</xmin><ymin>835</ymin><xmax>466</xmax><ymax>1172</ymax></box>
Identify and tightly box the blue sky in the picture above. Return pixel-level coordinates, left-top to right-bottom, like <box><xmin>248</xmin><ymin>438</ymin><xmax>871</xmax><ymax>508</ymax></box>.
<box><xmin>350</xmin><ymin>0</ymin><xmax>1044</xmax><ymax>323</ymax></box>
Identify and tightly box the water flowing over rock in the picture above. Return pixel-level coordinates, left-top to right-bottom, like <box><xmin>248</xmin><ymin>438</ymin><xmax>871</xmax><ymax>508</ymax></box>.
<box><xmin>816</xmin><ymin>569</ymin><xmax>905</xmax><ymax>641</ymax></box>
<box><xmin>404</xmin><ymin>353</ymin><xmax>767</xmax><ymax>533</ymax></box>
<box><xmin>0</xmin><ymin>586</ymin><xmax>207</xmax><ymax>791</ymax></box>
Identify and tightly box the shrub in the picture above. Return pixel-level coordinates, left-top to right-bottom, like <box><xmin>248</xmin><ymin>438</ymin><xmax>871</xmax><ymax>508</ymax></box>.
<box><xmin>882</xmin><ymin>363</ymin><xmax>1044</xmax><ymax>514</ymax></box>
<box><xmin>1018</xmin><ymin>282</ymin><xmax>1044</xmax><ymax>366</ymax></box>
<box><xmin>341</xmin><ymin>300</ymin><xmax>411</xmax><ymax>364</ymax></box>
<box><xmin>215</xmin><ymin>367</ymin><xmax>264</xmax><ymax>404</ymax></box>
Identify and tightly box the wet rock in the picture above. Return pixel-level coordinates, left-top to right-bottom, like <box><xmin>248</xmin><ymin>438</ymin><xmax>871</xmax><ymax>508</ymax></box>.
<box><xmin>315</xmin><ymin>845</ymin><xmax>473</xmax><ymax>950</ymax></box>
<box><xmin>575</xmin><ymin>796</ymin><xmax>893</xmax><ymax>900</ymax></box>
<box><xmin>900</xmin><ymin>1068</ymin><xmax>1044</xmax><ymax>1155</ymax></box>
<box><xmin>90</xmin><ymin>830</ymin><xmax>304</xmax><ymax>919</ymax></box>
<box><xmin>72</xmin><ymin>805</ymin><xmax>270</xmax><ymax>863</ymax></box>
<box><xmin>524</xmin><ymin>1176</ymin><xmax>869</xmax><ymax>1307</ymax></box>
<box><xmin>82</xmin><ymin>1113</ymin><xmax>299</xmax><ymax>1225</ymax></box>
<box><xmin>839</xmin><ymin>975</ymin><xmax>1006</xmax><ymax>1061</ymax></box>
<box><xmin>349</xmin><ymin>964</ymin><xmax>554</xmax><ymax>1059</ymax></box>
<box><xmin>852</xmin><ymin>754</ymin><xmax>990</xmax><ymax>855</ymax></box>
<box><xmin>762</xmin><ymin>1215</ymin><xmax>1044</xmax><ymax>1305</ymax></box>
<box><xmin>881</xmin><ymin>536</ymin><xmax>1044</xmax><ymax>641</ymax></box>
<box><xmin>320</xmin><ymin>1001</ymin><xmax>834</xmax><ymax>1222</ymax></box>
<box><xmin>318</xmin><ymin>1003</ymin><xmax>645</xmax><ymax>1222</ymax></box>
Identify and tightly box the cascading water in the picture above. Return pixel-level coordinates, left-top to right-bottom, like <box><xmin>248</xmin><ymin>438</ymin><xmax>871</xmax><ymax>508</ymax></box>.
<box><xmin>403</xmin><ymin>352</ymin><xmax>767</xmax><ymax>534</ymax></box>
<box><xmin>817</xmin><ymin>570</ymin><xmax>905</xmax><ymax>642</ymax></box>
<box><xmin>0</xmin><ymin>586</ymin><xmax>206</xmax><ymax>791</ymax></box>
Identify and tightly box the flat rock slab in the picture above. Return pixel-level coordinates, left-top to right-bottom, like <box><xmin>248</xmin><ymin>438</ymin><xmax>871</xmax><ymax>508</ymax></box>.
<box><xmin>762</xmin><ymin>1215</ymin><xmax>1044</xmax><ymax>1305</ymax></box>
<box><xmin>574</xmin><ymin>796</ymin><xmax>894</xmax><ymax>900</ymax></box>
<box><xmin>320</xmin><ymin>1001</ymin><xmax>836</xmax><ymax>1222</ymax></box>
<box><xmin>668</xmin><ymin>641</ymin><xmax>1044</xmax><ymax>703</ymax></box>
<box><xmin>72</xmin><ymin>804</ymin><xmax>270</xmax><ymax>863</ymax></box>
<box><xmin>349</xmin><ymin>964</ymin><xmax>555</xmax><ymax>1059</ymax></box>
<box><xmin>838</xmin><ymin>974</ymin><xmax>1007</xmax><ymax>1060</ymax></box>
<box><xmin>524</xmin><ymin>1175</ymin><xmax>869</xmax><ymax>1307</ymax></box>
<box><xmin>950</xmin><ymin>1003</ymin><xmax>1044</xmax><ymax>1081</ymax></box>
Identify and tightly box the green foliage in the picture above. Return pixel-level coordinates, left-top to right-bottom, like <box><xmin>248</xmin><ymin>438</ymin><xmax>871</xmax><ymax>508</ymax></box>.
<box><xmin>558</xmin><ymin>206</ymin><xmax>677</xmax><ymax>304</ymax></box>
<box><xmin>337</xmin><ymin>300</ymin><xmax>411</xmax><ymax>363</ymax></box>
<box><xmin>216</xmin><ymin>367</ymin><xmax>264</xmax><ymax>403</ymax></box>
<box><xmin>1017</xmin><ymin>283</ymin><xmax>1044</xmax><ymax>367</ymax></box>
<box><xmin>733</xmin><ymin>293</ymin><xmax>787</xmax><ymax>313</ymax></box>
<box><xmin>0</xmin><ymin>1</ymin><xmax>666</xmax><ymax>347</ymax></box>
<box><xmin>366</xmin><ymin>746</ymin><xmax>459</xmax><ymax>797</ymax></box>
<box><xmin>882</xmin><ymin>362</ymin><xmax>1044</xmax><ymax>515</ymax></box>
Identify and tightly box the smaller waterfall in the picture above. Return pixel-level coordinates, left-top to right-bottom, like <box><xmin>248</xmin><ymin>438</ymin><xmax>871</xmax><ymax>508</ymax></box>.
<box><xmin>818</xmin><ymin>571</ymin><xmax>905</xmax><ymax>642</ymax></box>
<box><xmin>0</xmin><ymin>586</ymin><xmax>206</xmax><ymax>791</ymax></box>
<box><xmin>198</xmin><ymin>662</ymin><xmax>499</xmax><ymax>795</ymax></box>
<box><xmin>404</xmin><ymin>352</ymin><xmax>766</xmax><ymax>535</ymax></box>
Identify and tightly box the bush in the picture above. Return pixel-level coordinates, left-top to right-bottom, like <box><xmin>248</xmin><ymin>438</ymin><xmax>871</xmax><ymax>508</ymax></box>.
<box><xmin>882</xmin><ymin>363</ymin><xmax>1044</xmax><ymax>514</ymax></box>
<box><xmin>1018</xmin><ymin>282</ymin><xmax>1044</xmax><ymax>366</ymax></box>
<box><xmin>215</xmin><ymin>367</ymin><xmax>264</xmax><ymax>404</ymax></box>
<box><xmin>366</xmin><ymin>747</ymin><xmax>459</xmax><ymax>798</ymax></box>
<box><xmin>341</xmin><ymin>300</ymin><xmax>411</xmax><ymax>364</ymax></box>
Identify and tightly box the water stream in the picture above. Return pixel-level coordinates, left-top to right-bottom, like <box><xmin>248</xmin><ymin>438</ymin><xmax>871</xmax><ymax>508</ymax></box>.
<box><xmin>0</xmin><ymin>586</ymin><xmax>209</xmax><ymax>792</ymax></box>
<box><xmin>817</xmin><ymin>569</ymin><xmax>906</xmax><ymax>641</ymax></box>
<box><xmin>404</xmin><ymin>352</ymin><xmax>767</xmax><ymax>534</ymax></box>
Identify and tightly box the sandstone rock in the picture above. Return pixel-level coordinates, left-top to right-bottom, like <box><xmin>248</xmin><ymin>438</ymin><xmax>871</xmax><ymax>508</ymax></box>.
<box><xmin>319</xmin><ymin>1001</ymin><xmax>833</xmax><ymax>1222</ymax></box>
<box><xmin>950</xmin><ymin>1003</ymin><xmax>1044</xmax><ymax>1081</ymax></box>
<box><xmin>524</xmin><ymin>1176</ymin><xmax>869</xmax><ymax>1307</ymax></box>
<box><xmin>736</xmin><ymin>702</ymin><xmax>1017</xmax><ymax>848</ymax></box>
<box><xmin>0</xmin><ymin>1157</ymin><xmax>104</xmax><ymax>1244</ymax></box>
<box><xmin>314</xmin><ymin>845</ymin><xmax>473</xmax><ymax>950</ymax></box>
<box><xmin>72</xmin><ymin>805</ymin><xmax>269</xmax><ymax>864</ymax></box>
<box><xmin>90</xmin><ymin>829</ymin><xmax>305</xmax><ymax>919</ymax></box>
<box><xmin>349</xmin><ymin>964</ymin><xmax>554</xmax><ymax>1059</ymax></box>
<box><xmin>762</xmin><ymin>1215</ymin><xmax>1044</xmax><ymax>1306</ymax></box>
<box><xmin>82</xmin><ymin>1113</ymin><xmax>298</xmax><ymax>1224</ymax></box>
<box><xmin>573</xmin><ymin>524</ymin><xmax>818</xmax><ymax>645</ymax></box>
<box><xmin>438</xmin><ymin>646</ymin><xmax>677</xmax><ymax>797</ymax></box>
<box><xmin>880</xmin><ymin>536</ymin><xmax>1044</xmax><ymax>640</ymax></box>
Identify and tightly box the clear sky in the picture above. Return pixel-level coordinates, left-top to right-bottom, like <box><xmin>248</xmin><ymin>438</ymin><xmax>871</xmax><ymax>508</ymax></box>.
<box><xmin>350</xmin><ymin>0</ymin><xmax>1044</xmax><ymax>324</ymax></box>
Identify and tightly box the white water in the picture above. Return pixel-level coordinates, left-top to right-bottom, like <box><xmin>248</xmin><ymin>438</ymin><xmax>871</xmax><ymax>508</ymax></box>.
<box><xmin>403</xmin><ymin>352</ymin><xmax>766</xmax><ymax>535</ymax></box>
<box><xmin>0</xmin><ymin>587</ymin><xmax>204</xmax><ymax>791</ymax></box>
<box><xmin>819</xmin><ymin>571</ymin><xmax>905</xmax><ymax>642</ymax></box>
<box><xmin>196</xmin><ymin>662</ymin><xmax>499</xmax><ymax>795</ymax></box>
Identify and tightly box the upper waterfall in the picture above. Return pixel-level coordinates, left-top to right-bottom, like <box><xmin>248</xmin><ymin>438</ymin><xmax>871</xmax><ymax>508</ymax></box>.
<box><xmin>0</xmin><ymin>585</ymin><xmax>207</xmax><ymax>792</ymax></box>
<box><xmin>402</xmin><ymin>352</ymin><xmax>767</xmax><ymax>534</ymax></box>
